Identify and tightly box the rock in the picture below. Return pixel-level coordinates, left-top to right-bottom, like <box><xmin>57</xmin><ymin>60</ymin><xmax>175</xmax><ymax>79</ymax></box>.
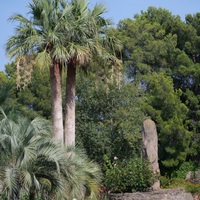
<box><xmin>0</xmin><ymin>182</ymin><xmax>3</xmax><ymax>198</ymax></box>
<box><xmin>0</xmin><ymin>181</ymin><xmax>2</xmax><ymax>193</ymax></box>
<box><xmin>186</xmin><ymin>170</ymin><xmax>200</xmax><ymax>183</ymax></box>
<box><xmin>142</xmin><ymin>119</ymin><xmax>160</xmax><ymax>190</ymax></box>
<box><xmin>109</xmin><ymin>188</ymin><xmax>194</xmax><ymax>200</ymax></box>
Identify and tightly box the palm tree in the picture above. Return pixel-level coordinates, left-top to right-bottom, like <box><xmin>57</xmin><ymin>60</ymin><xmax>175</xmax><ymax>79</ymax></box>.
<box><xmin>63</xmin><ymin>0</ymin><xmax>122</xmax><ymax>146</ymax></box>
<box><xmin>0</xmin><ymin>111</ymin><xmax>102</xmax><ymax>199</ymax></box>
<box><xmin>6</xmin><ymin>0</ymin><xmax>121</xmax><ymax>146</ymax></box>
<box><xmin>5</xmin><ymin>0</ymin><xmax>73</xmax><ymax>142</ymax></box>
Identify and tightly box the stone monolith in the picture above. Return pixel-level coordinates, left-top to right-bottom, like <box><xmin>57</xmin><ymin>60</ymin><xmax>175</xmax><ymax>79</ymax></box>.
<box><xmin>142</xmin><ymin>119</ymin><xmax>160</xmax><ymax>190</ymax></box>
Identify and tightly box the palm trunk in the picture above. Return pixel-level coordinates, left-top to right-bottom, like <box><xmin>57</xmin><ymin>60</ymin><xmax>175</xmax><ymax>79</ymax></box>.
<box><xmin>29</xmin><ymin>187</ymin><xmax>35</xmax><ymax>200</ymax></box>
<box><xmin>50</xmin><ymin>60</ymin><xmax>64</xmax><ymax>143</ymax></box>
<box><xmin>64</xmin><ymin>59</ymin><xmax>76</xmax><ymax>146</ymax></box>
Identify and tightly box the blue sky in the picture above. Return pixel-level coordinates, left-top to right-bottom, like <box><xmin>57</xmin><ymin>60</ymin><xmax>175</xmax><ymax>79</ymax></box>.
<box><xmin>0</xmin><ymin>0</ymin><xmax>199</xmax><ymax>71</ymax></box>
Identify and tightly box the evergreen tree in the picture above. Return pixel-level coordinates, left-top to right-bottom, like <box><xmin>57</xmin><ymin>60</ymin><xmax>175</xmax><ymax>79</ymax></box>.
<box><xmin>145</xmin><ymin>73</ymin><xmax>192</xmax><ymax>169</ymax></box>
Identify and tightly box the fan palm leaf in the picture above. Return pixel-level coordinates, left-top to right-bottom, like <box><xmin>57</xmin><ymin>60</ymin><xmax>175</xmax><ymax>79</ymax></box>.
<box><xmin>0</xmin><ymin>112</ymin><xmax>102</xmax><ymax>199</ymax></box>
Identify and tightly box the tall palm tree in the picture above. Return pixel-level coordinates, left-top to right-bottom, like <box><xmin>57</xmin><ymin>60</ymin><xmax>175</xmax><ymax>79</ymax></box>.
<box><xmin>0</xmin><ymin>111</ymin><xmax>102</xmax><ymax>199</ymax></box>
<box><xmin>5</xmin><ymin>0</ymin><xmax>73</xmax><ymax>142</ymax></box>
<box><xmin>6</xmin><ymin>0</ymin><xmax>121</xmax><ymax>146</ymax></box>
<box><xmin>63</xmin><ymin>0</ymin><xmax>122</xmax><ymax>146</ymax></box>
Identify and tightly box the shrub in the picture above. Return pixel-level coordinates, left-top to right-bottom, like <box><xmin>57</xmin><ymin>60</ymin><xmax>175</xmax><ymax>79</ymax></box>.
<box><xmin>103</xmin><ymin>155</ymin><xmax>154</xmax><ymax>193</ymax></box>
<box><xmin>171</xmin><ymin>161</ymin><xmax>197</xmax><ymax>179</ymax></box>
<box><xmin>160</xmin><ymin>161</ymin><xmax>200</xmax><ymax>195</ymax></box>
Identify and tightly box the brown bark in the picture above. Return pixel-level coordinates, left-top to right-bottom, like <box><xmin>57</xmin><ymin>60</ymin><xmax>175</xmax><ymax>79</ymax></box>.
<box><xmin>64</xmin><ymin>58</ymin><xmax>76</xmax><ymax>146</ymax></box>
<box><xmin>50</xmin><ymin>60</ymin><xmax>64</xmax><ymax>143</ymax></box>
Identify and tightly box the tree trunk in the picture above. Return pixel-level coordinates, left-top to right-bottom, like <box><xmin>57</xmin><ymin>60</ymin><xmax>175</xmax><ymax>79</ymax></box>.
<box><xmin>50</xmin><ymin>60</ymin><xmax>63</xmax><ymax>143</ymax></box>
<box><xmin>64</xmin><ymin>59</ymin><xmax>76</xmax><ymax>146</ymax></box>
<box><xmin>29</xmin><ymin>187</ymin><xmax>35</xmax><ymax>200</ymax></box>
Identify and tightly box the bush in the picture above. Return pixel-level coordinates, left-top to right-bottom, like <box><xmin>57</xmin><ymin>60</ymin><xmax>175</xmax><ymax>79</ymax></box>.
<box><xmin>171</xmin><ymin>161</ymin><xmax>197</xmax><ymax>179</ymax></box>
<box><xmin>160</xmin><ymin>161</ymin><xmax>200</xmax><ymax>195</ymax></box>
<box><xmin>103</xmin><ymin>155</ymin><xmax>154</xmax><ymax>193</ymax></box>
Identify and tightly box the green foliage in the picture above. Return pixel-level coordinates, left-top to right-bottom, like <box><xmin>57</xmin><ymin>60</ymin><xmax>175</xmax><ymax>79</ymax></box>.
<box><xmin>0</xmin><ymin>63</ymin><xmax>52</xmax><ymax>120</ymax></box>
<box><xmin>0</xmin><ymin>113</ymin><xmax>102</xmax><ymax>200</ymax></box>
<box><xmin>112</xmin><ymin>7</ymin><xmax>200</xmax><ymax>169</ymax></box>
<box><xmin>22</xmin><ymin>69</ymin><xmax>52</xmax><ymax>119</ymax></box>
<box><xmin>76</xmin><ymin>71</ymin><xmax>146</xmax><ymax>163</ymax></box>
<box><xmin>146</xmin><ymin>73</ymin><xmax>192</xmax><ymax>169</ymax></box>
<box><xmin>116</xmin><ymin>10</ymin><xmax>178</xmax><ymax>81</ymax></box>
<box><xmin>160</xmin><ymin>161</ymin><xmax>200</xmax><ymax>194</ymax></box>
<box><xmin>185</xmin><ymin>182</ymin><xmax>200</xmax><ymax>195</ymax></box>
<box><xmin>160</xmin><ymin>176</ymin><xmax>200</xmax><ymax>195</ymax></box>
<box><xmin>182</xmin><ymin>89</ymin><xmax>200</xmax><ymax>160</ymax></box>
<box><xmin>103</xmin><ymin>155</ymin><xmax>154</xmax><ymax>193</ymax></box>
<box><xmin>171</xmin><ymin>161</ymin><xmax>197</xmax><ymax>179</ymax></box>
<box><xmin>0</xmin><ymin>72</ymin><xmax>8</xmax><ymax>84</ymax></box>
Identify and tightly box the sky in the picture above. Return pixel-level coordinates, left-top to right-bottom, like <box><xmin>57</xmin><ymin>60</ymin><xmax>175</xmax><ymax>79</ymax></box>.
<box><xmin>0</xmin><ymin>0</ymin><xmax>200</xmax><ymax>71</ymax></box>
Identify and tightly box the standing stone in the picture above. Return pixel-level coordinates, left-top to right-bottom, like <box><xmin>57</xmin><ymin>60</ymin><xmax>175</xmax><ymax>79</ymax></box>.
<box><xmin>0</xmin><ymin>181</ymin><xmax>2</xmax><ymax>195</ymax></box>
<box><xmin>142</xmin><ymin>119</ymin><xmax>160</xmax><ymax>190</ymax></box>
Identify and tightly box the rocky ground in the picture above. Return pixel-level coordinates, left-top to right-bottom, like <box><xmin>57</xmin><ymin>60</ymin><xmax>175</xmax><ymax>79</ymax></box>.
<box><xmin>109</xmin><ymin>188</ymin><xmax>194</xmax><ymax>200</ymax></box>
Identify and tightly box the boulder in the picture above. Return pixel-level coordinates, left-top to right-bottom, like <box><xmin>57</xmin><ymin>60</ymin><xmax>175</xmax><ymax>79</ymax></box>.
<box><xmin>186</xmin><ymin>170</ymin><xmax>200</xmax><ymax>183</ymax></box>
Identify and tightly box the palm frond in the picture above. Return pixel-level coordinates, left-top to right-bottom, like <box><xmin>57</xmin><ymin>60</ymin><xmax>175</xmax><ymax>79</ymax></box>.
<box><xmin>0</xmin><ymin>115</ymin><xmax>102</xmax><ymax>199</ymax></box>
<box><xmin>21</xmin><ymin>170</ymin><xmax>32</xmax><ymax>189</ymax></box>
<box><xmin>31</xmin><ymin>117</ymin><xmax>52</xmax><ymax>134</ymax></box>
<box><xmin>3</xmin><ymin>167</ymin><xmax>20</xmax><ymax>199</ymax></box>
<box><xmin>0</xmin><ymin>107</ymin><xmax>7</xmax><ymax>119</ymax></box>
<box><xmin>91</xmin><ymin>3</ymin><xmax>107</xmax><ymax>18</ymax></box>
<box><xmin>52</xmin><ymin>44</ymin><xmax>69</xmax><ymax>64</ymax></box>
<box><xmin>35</xmin><ymin>51</ymin><xmax>51</xmax><ymax>69</ymax></box>
<box><xmin>8</xmin><ymin>13</ymin><xmax>30</xmax><ymax>24</ymax></box>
